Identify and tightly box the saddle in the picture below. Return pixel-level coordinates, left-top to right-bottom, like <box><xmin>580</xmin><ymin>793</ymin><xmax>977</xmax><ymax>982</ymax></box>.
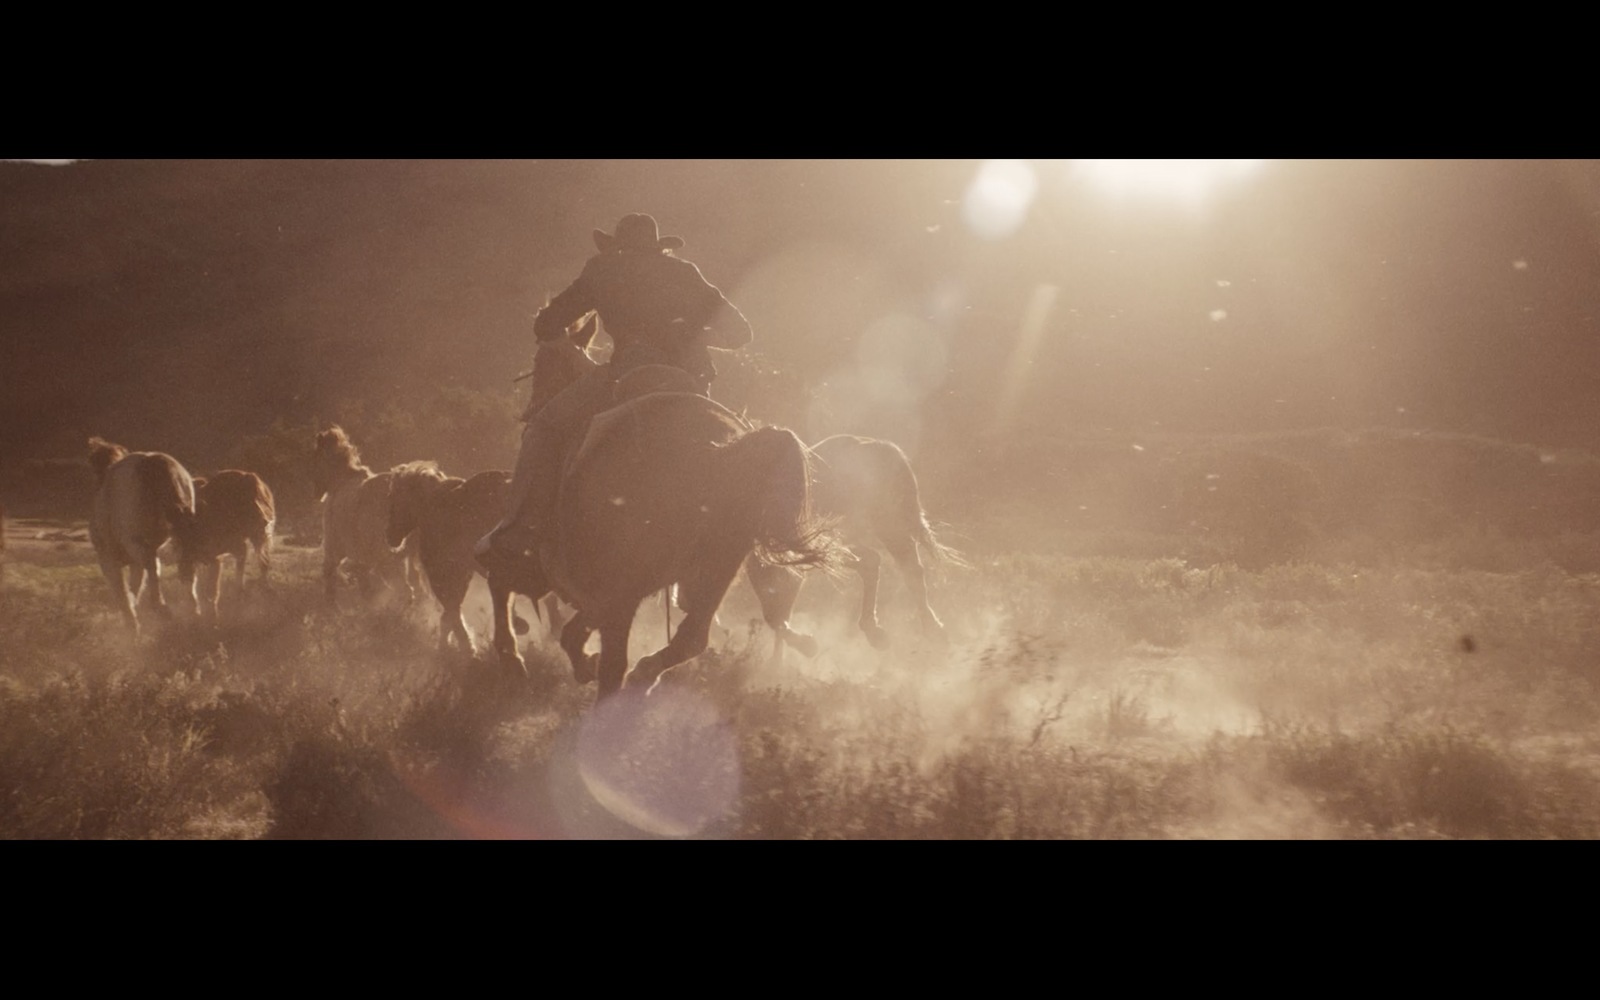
<box><xmin>610</xmin><ymin>364</ymin><xmax>705</xmax><ymax>404</ymax></box>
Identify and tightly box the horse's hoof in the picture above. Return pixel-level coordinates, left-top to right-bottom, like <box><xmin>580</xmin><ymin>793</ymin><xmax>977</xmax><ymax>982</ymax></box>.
<box><xmin>627</xmin><ymin>653</ymin><xmax>666</xmax><ymax>691</ymax></box>
<box><xmin>496</xmin><ymin>642</ymin><xmax>526</xmax><ymax>673</ymax></box>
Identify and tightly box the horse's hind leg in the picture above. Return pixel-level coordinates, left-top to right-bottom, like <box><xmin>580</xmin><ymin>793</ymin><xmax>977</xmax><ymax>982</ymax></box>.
<box><xmin>744</xmin><ymin>555</ymin><xmax>816</xmax><ymax>665</ymax></box>
<box><xmin>200</xmin><ymin>558</ymin><xmax>223</xmax><ymax>619</ymax></box>
<box><xmin>561</xmin><ymin>610</ymin><xmax>597</xmax><ymax>685</ymax></box>
<box><xmin>631</xmin><ymin>552</ymin><xmax>744</xmax><ymax>693</ymax></box>
<box><xmin>883</xmin><ymin>532</ymin><xmax>946</xmax><ymax>641</ymax></box>
<box><xmin>100</xmin><ymin>558</ymin><xmax>139</xmax><ymax>632</ymax></box>
<box><xmin>436</xmin><ymin>574</ymin><xmax>473</xmax><ymax>654</ymax></box>
<box><xmin>850</xmin><ymin>548</ymin><xmax>890</xmax><ymax>650</ymax></box>
<box><xmin>489</xmin><ymin>572</ymin><xmax>528</xmax><ymax>675</ymax></box>
<box><xmin>541</xmin><ymin>593</ymin><xmax>566</xmax><ymax>640</ymax></box>
<box><xmin>595</xmin><ymin>613</ymin><xmax>633</xmax><ymax>701</ymax></box>
<box><xmin>136</xmin><ymin>548</ymin><xmax>174</xmax><ymax>621</ymax></box>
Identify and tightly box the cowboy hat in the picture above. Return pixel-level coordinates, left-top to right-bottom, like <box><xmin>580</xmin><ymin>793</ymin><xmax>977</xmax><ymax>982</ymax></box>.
<box><xmin>592</xmin><ymin>213</ymin><xmax>685</xmax><ymax>253</ymax></box>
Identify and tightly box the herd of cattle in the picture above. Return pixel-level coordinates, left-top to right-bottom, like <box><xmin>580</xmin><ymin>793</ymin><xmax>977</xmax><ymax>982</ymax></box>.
<box><xmin>11</xmin><ymin>421</ymin><xmax>962</xmax><ymax>688</ymax></box>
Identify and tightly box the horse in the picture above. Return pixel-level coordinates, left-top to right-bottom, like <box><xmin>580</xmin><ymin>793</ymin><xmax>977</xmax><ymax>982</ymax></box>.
<box><xmin>744</xmin><ymin>433</ymin><xmax>965</xmax><ymax>662</ymax></box>
<box><xmin>178</xmin><ymin>469</ymin><xmax>275</xmax><ymax>619</ymax></box>
<box><xmin>541</xmin><ymin>380</ymin><xmax>839</xmax><ymax>699</ymax></box>
<box><xmin>386</xmin><ymin>462</ymin><xmax>563</xmax><ymax>661</ymax></box>
<box><xmin>507</xmin><ymin>318</ymin><xmax>832</xmax><ymax>680</ymax></box>
<box><xmin>312</xmin><ymin>425</ymin><xmax>424</xmax><ymax>607</ymax></box>
<box><xmin>86</xmin><ymin>436</ymin><xmax>201</xmax><ymax>632</ymax></box>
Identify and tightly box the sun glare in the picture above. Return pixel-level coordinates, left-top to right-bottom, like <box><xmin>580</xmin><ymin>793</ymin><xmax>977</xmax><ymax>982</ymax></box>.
<box><xmin>963</xmin><ymin>159</ymin><xmax>1039</xmax><ymax>239</ymax></box>
<box><xmin>1068</xmin><ymin>159</ymin><xmax>1266</xmax><ymax>207</ymax></box>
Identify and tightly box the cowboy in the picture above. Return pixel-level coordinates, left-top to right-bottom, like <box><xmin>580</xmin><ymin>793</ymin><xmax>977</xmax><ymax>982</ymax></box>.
<box><xmin>477</xmin><ymin>213</ymin><xmax>753</xmax><ymax>563</ymax></box>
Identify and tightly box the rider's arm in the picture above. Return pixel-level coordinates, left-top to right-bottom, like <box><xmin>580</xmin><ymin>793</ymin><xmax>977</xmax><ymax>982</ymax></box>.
<box><xmin>681</xmin><ymin>262</ymin><xmax>752</xmax><ymax>350</ymax></box>
<box><xmin>533</xmin><ymin>274</ymin><xmax>596</xmax><ymax>343</ymax></box>
<box><xmin>701</xmin><ymin>294</ymin><xmax>752</xmax><ymax>351</ymax></box>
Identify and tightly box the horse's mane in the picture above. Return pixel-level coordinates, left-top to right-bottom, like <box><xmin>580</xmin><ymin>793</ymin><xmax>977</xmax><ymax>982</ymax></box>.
<box><xmin>390</xmin><ymin>460</ymin><xmax>461</xmax><ymax>493</ymax></box>
<box><xmin>315</xmin><ymin>425</ymin><xmax>371</xmax><ymax>477</ymax></box>
<box><xmin>392</xmin><ymin>460</ymin><xmax>447</xmax><ymax>480</ymax></box>
<box><xmin>87</xmin><ymin>436</ymin><xmax>129</xmax><ymax>480</ymax></box>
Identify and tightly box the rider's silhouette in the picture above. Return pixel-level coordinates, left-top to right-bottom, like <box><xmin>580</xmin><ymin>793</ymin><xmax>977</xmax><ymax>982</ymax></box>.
<box><xmin>477</xmin><ymin>213</ymin><xmax>752</xmax><ymax>562</ymax></box>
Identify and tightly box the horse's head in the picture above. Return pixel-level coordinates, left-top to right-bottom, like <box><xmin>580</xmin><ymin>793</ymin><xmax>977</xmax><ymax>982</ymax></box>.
<box><xmin>526</xmin><ymin>312</ymin><xmax>602</xmax><ymax>417</ymax></box>
<box><xmin>87</xmin><ymin>436</ymin><xmax>128</xmax><ymax>482</ymax></box>
<box><xmin>312</xmin><ymin>425</ymin><xmax>365</xmax><ymax>501</ymax></box>
<box><xmin>385</xmin><ymin>462</ymin><xmax>445</xmax><ymax>549</ymax></box>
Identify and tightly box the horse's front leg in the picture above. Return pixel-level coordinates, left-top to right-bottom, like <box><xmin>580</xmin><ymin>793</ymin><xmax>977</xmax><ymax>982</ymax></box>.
<box><xmin>232</xmin><ymin>544</ymin><xmax>249</xmax><ymax>600</ymax></box>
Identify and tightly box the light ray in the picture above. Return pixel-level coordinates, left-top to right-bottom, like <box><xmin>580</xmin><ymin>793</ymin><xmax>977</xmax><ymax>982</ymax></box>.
<box><xmin>992</xmin><ymin>284</ymin><xmax>1059</xmax><ymax>434</ymax></box>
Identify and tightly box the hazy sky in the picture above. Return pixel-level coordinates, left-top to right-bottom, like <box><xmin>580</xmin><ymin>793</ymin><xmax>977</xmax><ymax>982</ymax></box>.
<box><xmin>4</xmin><ymin>158</ymin><xmax>1600</xmax><ymax>466</ymax></box>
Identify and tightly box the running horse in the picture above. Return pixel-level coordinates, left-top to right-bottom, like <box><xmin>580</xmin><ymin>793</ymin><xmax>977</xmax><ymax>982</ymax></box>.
<box><xmin>746</xmin><ymin>433</ymin><xmax>965</xmax><ymax>662</ymax></box>
<box><xmin>525</xmin><ymin>315</ymin><xmax>959</xmax><ymax>666</ymax></box>
<box><xmin>505</xmin><ymin>319</ymin><xmax>839</xmax><ymax>699</ymax></box>
<box><xmin>179</xmin><ymin>469</ymin><xmax>276</xmax><ymax>619</ymax></box>
<box><xmin>386</xmin><ymin>461</ymin><xmax>562</xmax><ymax>663</ymax></box>
<box><xmin>312</xmin><ymin>425</ymin><xmax>424</xmax><ymax>607</ymax></box>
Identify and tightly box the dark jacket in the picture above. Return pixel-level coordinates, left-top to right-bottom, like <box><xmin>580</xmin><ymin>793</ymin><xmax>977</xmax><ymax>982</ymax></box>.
<box><xmin>533</xmin><ymin>248</ymin><xmax>751</xmax><ymax>385</ymax></box>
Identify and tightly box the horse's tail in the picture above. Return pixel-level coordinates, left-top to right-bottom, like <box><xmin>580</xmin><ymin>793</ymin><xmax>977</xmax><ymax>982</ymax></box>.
<box><xmin>914</xmin><ymin>511</ymin><xmax>969</xmax><ymax>570</ymax></box>
<box><xmin>144</xmin><ymin>455</ymin><xmax>203</xmax><ymax>562</ymax></box>
<box><xmin>720</xmin><ymin>427</ymin><xmax>841</xmax><ymax>570</ymax></box>
<box><xmin>878</xmin><ymin>441</ymin><xmax>969</xmax><ymax>571</ymax></box>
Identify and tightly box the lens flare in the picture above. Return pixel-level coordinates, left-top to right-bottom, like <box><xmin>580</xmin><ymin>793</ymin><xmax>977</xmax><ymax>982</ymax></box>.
<box><xmin>962</xmin><ymin>160</ymin><xmax>1038</xmax><ymax>239</ymax></box>
<box><xmin>574</xmin><ymin>685</ymin><xmax>740</xmax><ymax>838</ymax></box>
<box><xmin>1068</xmin><ymin>159</ymin><xmax>1267</xmax><ymax>208</ymax></box>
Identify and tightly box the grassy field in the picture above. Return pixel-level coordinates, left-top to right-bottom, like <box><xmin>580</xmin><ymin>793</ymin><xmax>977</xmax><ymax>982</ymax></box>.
<box><xmin>3</xmin><ymin>509</ymin><xmax>1600</xmax><ymax>840</ymax></box>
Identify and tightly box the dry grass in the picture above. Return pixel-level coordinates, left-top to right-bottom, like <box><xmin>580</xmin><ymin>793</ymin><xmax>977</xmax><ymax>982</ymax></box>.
<box><xmin>3</xmin><ymin>515</ymin><xmax>1599</xmax><ymax>839</ymax></box>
